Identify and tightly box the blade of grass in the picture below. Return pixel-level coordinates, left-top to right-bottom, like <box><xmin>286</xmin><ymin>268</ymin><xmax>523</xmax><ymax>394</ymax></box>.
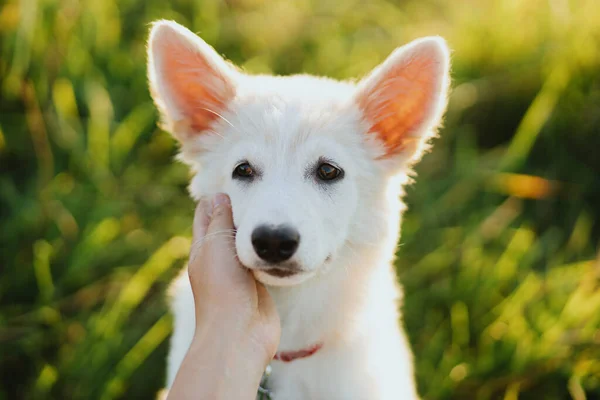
<box><xmin>100</xmin><ymin>313</ymin><xmax>171</xmax><ymax>400</ymax></box>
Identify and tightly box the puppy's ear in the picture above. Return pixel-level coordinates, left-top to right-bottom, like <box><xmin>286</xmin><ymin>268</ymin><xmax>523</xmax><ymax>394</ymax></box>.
<box><xmin>355</xmin><ymin>37</ymin><xmax>450</xmax><ymax>167</ymax></box>
<box><xmin>147</xmin><ymin>20</ymin><xmax>237</xmax><ymax>142</ymax></box>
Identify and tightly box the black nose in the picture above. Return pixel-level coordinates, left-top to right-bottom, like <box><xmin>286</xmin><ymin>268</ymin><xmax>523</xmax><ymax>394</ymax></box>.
<box><xmin>251</xmin><ymin>225</ymin><xmax>300</xmax><ymax>264</ymax></box>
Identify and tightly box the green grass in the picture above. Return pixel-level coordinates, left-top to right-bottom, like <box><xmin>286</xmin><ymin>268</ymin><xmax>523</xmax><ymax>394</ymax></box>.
<box><xmin>1</xmin><ymin>0</ymin><xmax>600</xmax><ymax>399</ymax></box>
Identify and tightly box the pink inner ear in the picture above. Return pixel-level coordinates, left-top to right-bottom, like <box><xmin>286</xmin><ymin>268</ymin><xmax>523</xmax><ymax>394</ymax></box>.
<box><xmin>157</xmin><ymin>33</ymin><xmax>234</xmax><ymax>134</ymax></box>
<box><xmin>358</xmin><ymin>47</ymin><xmax>444</xmax><ymax>156</ymax></box>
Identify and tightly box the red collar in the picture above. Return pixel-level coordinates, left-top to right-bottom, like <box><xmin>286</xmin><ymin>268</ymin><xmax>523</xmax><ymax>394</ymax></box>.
<box><xmin>273</xmin><ymin>343</ymin><xmax>323</xmax><ymax>363</ymax></box>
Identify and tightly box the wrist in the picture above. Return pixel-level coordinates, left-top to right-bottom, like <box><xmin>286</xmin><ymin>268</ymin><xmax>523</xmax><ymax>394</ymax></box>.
<box><xmin>168</xmin><ymin>312</ymin><xmax>271</xmax><ymax>400</ymax></box>
<box><xmin>193</xmin><ymin>317</ymin><xmax>273</xmax><ymax>366</ymax></box>
<box><xmin>186</xmin><ymin>329</ymin><xmax>268</xmax><ymax>399</ymax></box>
<box><xmin>194</xmin><ymin>309</ymin><xmax>276</xmax><ymax>364</ymax></box>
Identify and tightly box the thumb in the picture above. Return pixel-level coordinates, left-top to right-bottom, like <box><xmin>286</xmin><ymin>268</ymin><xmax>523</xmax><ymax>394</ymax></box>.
<box><xmin>256</xmin><ymin>281</ymin><xmax>277</xmax><ymax>320</ymax></box>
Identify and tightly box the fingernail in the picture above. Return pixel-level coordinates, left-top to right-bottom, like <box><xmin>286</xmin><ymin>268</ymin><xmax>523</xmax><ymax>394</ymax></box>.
<box><xmin>212</xmin><ymin>193</ymin><xmax>230</xmax><ymax>209</ymax></box>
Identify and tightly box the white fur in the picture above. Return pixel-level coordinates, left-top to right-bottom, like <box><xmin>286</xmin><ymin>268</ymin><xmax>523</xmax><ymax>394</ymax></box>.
<box><xmin>148</xmin><ymin>20</ymin><xmax>450</xmax><ymax>399</ymax></box>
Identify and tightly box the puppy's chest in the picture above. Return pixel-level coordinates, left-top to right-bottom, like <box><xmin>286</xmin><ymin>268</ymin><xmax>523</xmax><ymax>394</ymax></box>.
<box><xmin>268</xmin><ymin>274</ymin><xmax>361</xmax><ymax>349</ymax></box>
<box><xmin>260</xmin><ymin>355</ymin><xmax>374</xmax><ymax>400</ymax></box>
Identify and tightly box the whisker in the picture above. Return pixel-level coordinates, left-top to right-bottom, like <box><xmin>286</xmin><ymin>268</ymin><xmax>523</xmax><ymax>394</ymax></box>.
<box><xmin>190</xmin><ymin>229</ymin><xmax>238</xmax><ymax>261</ymax></box>
<box><xmin>199</xmin><ymin>107</ymin><xmax>240</xmax><ymax>138</ymax></box>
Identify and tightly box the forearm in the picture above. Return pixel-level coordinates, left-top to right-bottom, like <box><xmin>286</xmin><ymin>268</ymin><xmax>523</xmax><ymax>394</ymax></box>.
<box><xmin>167</xmin><ymin>322</ymin><xmax>268</xmax><ymax>400</ymax></box>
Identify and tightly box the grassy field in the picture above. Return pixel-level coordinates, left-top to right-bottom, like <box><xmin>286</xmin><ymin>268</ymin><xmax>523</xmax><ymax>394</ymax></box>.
<box><xmin>1</xmin><ymin>0</ymin><xmax>600</xmax><ymax>399</ymax></box>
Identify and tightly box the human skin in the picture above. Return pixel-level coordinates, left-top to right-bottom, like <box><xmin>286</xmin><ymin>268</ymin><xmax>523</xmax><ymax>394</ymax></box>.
<box><xmin>167</xmin><ymin>193</ymin><xmax>281</xmax><ymax>400</ymax></box>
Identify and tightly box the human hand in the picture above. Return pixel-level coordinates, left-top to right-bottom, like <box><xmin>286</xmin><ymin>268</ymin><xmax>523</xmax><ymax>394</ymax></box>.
<box><xmin>189</xmin><ymin>193</ymin><xmax>281</xmax><ymax>361</ymax></box>
<box><xmin>167</xmin><ymin>193</ymin><xmax>280</xmax><ymax>400</ymax></box>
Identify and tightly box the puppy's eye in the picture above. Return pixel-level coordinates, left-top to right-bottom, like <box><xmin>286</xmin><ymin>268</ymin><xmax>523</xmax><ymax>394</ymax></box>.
<box><xmin>233</xmin><ymin>162</ymin><xmax>254</xmax><ymax>179</ymax></box>
<box><xmin>316</xmin><ymin>163</ymin><xmax>342</xmax><ymax>181</ymax></box>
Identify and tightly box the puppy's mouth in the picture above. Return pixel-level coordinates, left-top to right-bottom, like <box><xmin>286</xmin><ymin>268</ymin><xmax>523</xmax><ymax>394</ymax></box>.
<box><xmin>247</xmin><ymin>260</ymin><xmax>305</xmax><ymax>277</ymax></box>
<box><xmin>263</xmin><ymin>268</ymin><xmax>298</xmax><ymax>278</ymax></box>
<box><xmin>249</xmin><ymin>263</ymin><xmax>314</xmax><ymax>287</ymax></box>
<box><xmin>256</xmin><ymin>262</ymin><xmax>305</xmax><ymax>279</ymax></box>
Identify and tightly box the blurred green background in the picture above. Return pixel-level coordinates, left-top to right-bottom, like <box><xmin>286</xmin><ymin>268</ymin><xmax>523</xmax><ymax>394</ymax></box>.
<box><xmin>1</xmin><ymin>0</ymin><xmax>600</xmax><ymax>398</ymax></box>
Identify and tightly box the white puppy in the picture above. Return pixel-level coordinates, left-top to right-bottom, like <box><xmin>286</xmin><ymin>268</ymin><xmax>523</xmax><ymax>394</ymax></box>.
<box><xmin>147</xmin><ymin>20</ymin><xmax>450</xmax><ymax>400</ymax></box>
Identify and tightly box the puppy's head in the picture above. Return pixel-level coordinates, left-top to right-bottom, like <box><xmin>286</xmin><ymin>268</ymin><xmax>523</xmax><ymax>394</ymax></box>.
<box><xmin>147</xmin><ymin>21</ymin><xmax>450</xmax><ymax>287</ymax></box>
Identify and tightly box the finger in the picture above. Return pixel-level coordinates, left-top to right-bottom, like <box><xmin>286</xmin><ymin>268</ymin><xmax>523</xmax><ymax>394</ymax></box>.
<box><xmin>204</xmin><ymin>193</ymin><xmax>248</xmax><ymax>282</ymax></box>
<box><xmin>205</xmin><ymin>193</ymin><xmax>237</xmax><ymax>253</ymax></box>
<box><xmin>190</xmin><ymin>198</ymin><xmax>211</xmax><ymax>263</ymax></box>
<box><xmin>256</xmin><ymin>281</ymin><xmax>277</xmax><ymax>319</ymax></box>
<box><xmin>206</xmin><ymin>193</ymin><xmax>234</xmax><ymax>233</ymax></box>
<box><xmin>193</xmin><ymin>197</ymin><xmax>211</xmax><ymax>240</ymax></box>
<box><xmin>256</xmin><ymin>281</ymin><xmax>280</xmax><ymax>354</ymax></box>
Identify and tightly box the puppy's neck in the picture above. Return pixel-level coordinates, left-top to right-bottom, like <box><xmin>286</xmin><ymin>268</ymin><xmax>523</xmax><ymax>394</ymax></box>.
<box><xmin>267</xmin><ymin>238</ymin><xmax>402</xmax><ymax>351</ymax></box>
